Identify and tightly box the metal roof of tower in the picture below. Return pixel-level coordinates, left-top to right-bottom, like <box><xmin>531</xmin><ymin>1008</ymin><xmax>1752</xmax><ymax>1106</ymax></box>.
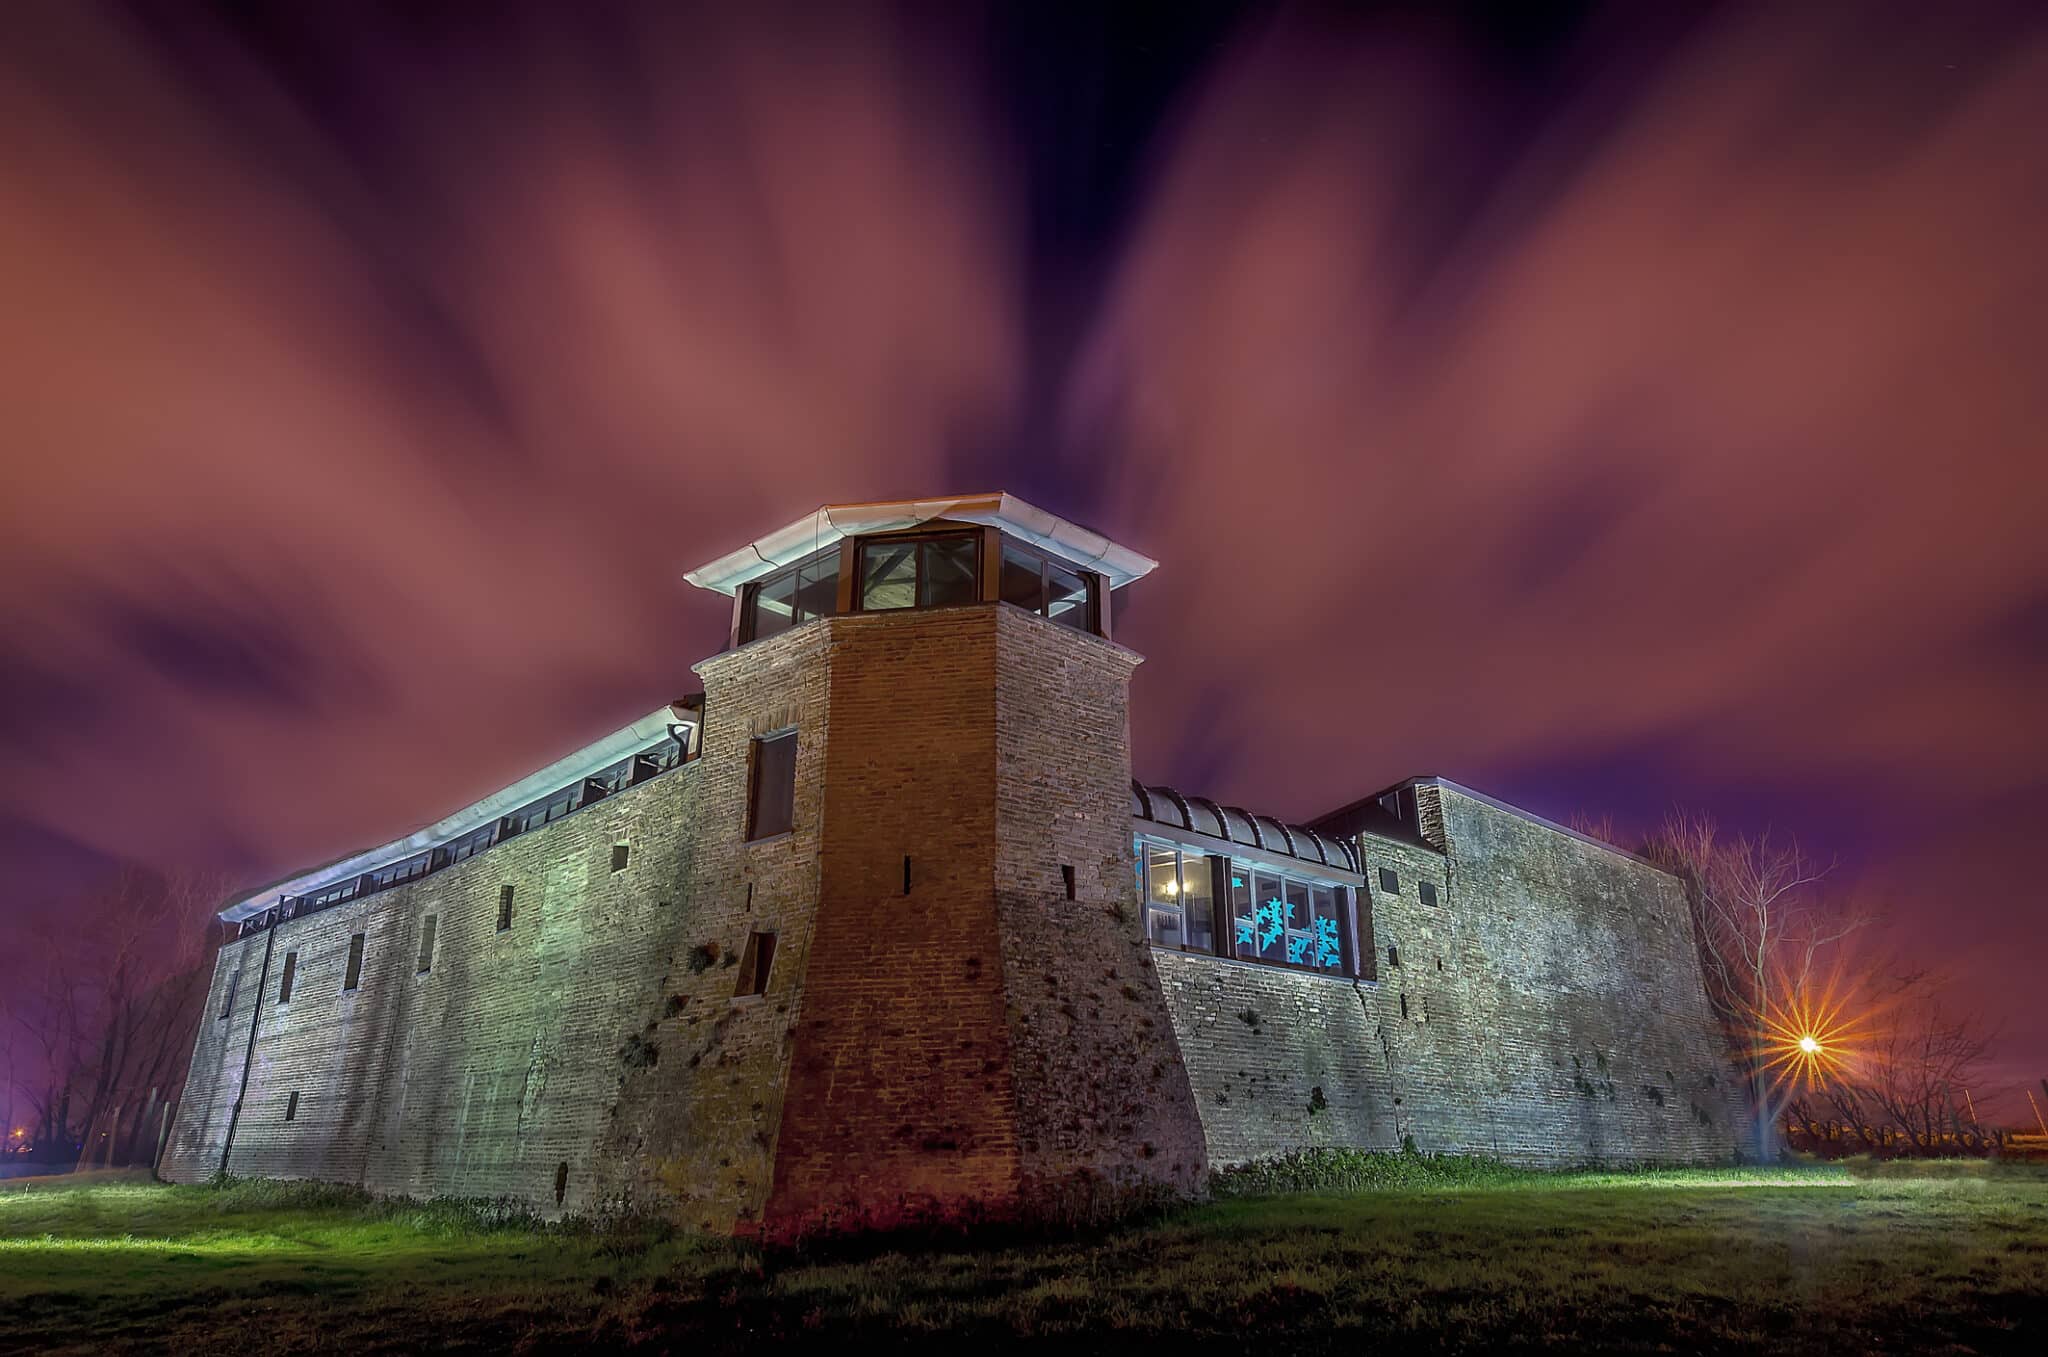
<box><xmin>683</xmin><ymin>493</ymin><xmax>1159</xmax><ymax>596</ymax></box>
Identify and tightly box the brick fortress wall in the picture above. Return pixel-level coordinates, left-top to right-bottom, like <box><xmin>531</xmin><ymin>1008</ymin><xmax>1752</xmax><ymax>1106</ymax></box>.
<box><xmin>166</xmin><ymin>608</ymin><xmax>1746</xmax><ymax>1222</ymax></box>
<box><xmin>1152</xmin><ymin>784</ymin><xmax>1745</xmax><ymax>1166</ymax></box>
<box><xmin>161</xmin><ymin>762</ymin><xmax>701</xmax><ymax>1210</ymax></box>
<box><xmin>762</xmin><ymin>604</ymin><xmax>1206</xmax><ymax>1234</ymax></box>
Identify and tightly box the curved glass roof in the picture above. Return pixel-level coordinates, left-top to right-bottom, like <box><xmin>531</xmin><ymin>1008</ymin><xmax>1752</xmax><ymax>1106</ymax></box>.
<box><xmin>1131</xmin><ymin>780</ymin><xmax>1361</xmax><ymax>874</ymax></box>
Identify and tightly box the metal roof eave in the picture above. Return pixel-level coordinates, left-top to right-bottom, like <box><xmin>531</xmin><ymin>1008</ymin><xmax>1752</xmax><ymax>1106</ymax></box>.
<box><xmin>216</xmin><ymin>703</ymin><xmax>699</xmax><ymax>922</ymax></box>
<box><xmin>682</xmin><ymin>493</ymin><xmax>1158</xmax><ymax>596</ymax></box>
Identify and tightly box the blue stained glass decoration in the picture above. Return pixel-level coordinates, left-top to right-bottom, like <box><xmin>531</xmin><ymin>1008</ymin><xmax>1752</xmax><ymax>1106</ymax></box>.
<box><xmin>1285</xmin><ymin>934</ymin><xmax>1310</xmax><ymax>964</ymax></box>
<box><xmin>1256</xmin><ymin>899</ymin><xmax>1287</xmax><ymax>950</ymax></box>
<box><xmin>1231</xmin><ymin>876</ymin><xmax>1245</xmax><ymax>889</ymax></box>
<box><xmin>1314</xmin><ymin>917</ymin><xmax>1342</xmax><ymax>969</ymax></box>
<box><xmin>1235</xmin><ymin>915</ymin><xmax>1256</xmax><ymax>947</ymax></box>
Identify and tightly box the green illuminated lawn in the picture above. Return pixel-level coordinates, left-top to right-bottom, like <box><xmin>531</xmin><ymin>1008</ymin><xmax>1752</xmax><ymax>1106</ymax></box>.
<box><xmin>4</xmin><ymin>1162</ymin><xmax>2046</xmax><ymax>1353</ymax></box>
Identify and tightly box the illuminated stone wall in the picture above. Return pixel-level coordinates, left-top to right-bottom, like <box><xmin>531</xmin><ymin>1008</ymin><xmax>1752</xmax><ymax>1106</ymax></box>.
<box><xmin>990</xmin><ymin>607</ymin><xmax>1208</xmax><ymax>1203</ymax></box>
<box><xmin>596</xmin><ymin>620</ymin><xmax>831</xmax><ymax>1232</ymax></box>
<box><xmin>168</xmin><ymin>603</ymin><xmax>1208</xmax><ymax>1229</ymax></box>
<box><xmin>161</xmin><ymin>762</ymin><xmax>702</xmax><ymax>1209</ymax></box>
<box><xmin>167</xmin><ymin>607</ymin><xmax>1743</xmax><ymax>1225</ymax></box>
<box><xmin>1154</xmin><ymin>787</ymin><xmax>1746</xmax><ymax>1167</ymax></box>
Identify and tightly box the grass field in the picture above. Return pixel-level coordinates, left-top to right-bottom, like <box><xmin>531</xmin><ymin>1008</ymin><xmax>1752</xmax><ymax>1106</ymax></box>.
<box><xmin>3</xmin><ymin>1160</ymin><xmax>2046</xmax><ymax>1354</ymax></box>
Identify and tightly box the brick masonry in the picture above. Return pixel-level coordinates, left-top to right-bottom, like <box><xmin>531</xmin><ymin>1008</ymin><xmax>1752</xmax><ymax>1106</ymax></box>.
<box><xmin>165</xmin><ymin>599</ymin><xmax>1745</xmax><ymax>1227</ymax></box>
<box><xmin>162</xmin><ymin>764</ymin><xmax>701</xmax><ymax>1211</ymax></box>
<box><xmin>1155</xmin><ymin>786</ymin><xmax>1745</xmax><ymax>1166</ymax></box>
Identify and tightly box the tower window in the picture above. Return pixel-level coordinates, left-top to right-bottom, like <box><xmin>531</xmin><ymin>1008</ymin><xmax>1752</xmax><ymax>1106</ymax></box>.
<box><xmin>1388</xmin><ymin>945</ymin><xmax>1400</xmax><ymax>968</ymax></box>
<box><xmin>219</xmin><ymin>970</ymin><xmax>238</xmax><ymax>1020</ymax></box>
<box><xmin>284</xmin><ymin>1091</ymin><xmax>299</xmax><ymax>1122</ymax></box>
<box><xmin>277</xmin><ymin>951</ymin><xmax>298</xmax><ymax>1005</ymax></box>
<box><xmin>498</xmin><ymin>885</ymin><xmax>514</xmax><ymax>932</ymax></box>
<box><xmin>739</xmin><ymin>543</ymin><xmax>840</xmax><ymax>644</ymax></box>
<box><xmin>734</xmin><ymin>930</ymin><xmax>777</xmax><ymax>998</ymax></box>
<box><xmin>1378</xmin><ymin>868</ymin><xmax>1400</xmax><ymax>895</ymax></box>
<box><xmin>746</xmin><ymin>730</ymin><xmax>797</xmax><ymax>840</ymax></box>
<box><xmin>857</xmin><ymin>533</ymin><xmax>980</xmax><ymax>611</ymax></box>
<box><xmin>1062</xmin><ymin>864</ymin><xmax>1076</xmax><ymax>900</ymax></box>
<box><xmin>1419</xmin><ymin>881</ymin><xmax>1438</xmax><ymax>908</ymax></box>
<box><xmin>416</xmin><ymin>916</ymin><xmax>438</xmax><ymax>975</ymax></box>
<box><xmin>343</xmin><ymin>933</ymin><xmax>366</xmax><ymax>992</ymax></box>
<box><xmin>999</xmin><ymin>541</ymin><xmax>1099</xmax><ymax>633</ymax></box>
<box><xmin>611</xmin><ymin>843</ymin><xmax>631</xmax><ymax>873</ymax></box>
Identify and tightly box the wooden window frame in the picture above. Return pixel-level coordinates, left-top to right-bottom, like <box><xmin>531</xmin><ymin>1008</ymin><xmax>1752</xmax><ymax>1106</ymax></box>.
<box><xmin>850</xmin><ymin>530</ymin><xmax>983</xmax><ymax>613</ymax></box>
<box><xmin>993</xmin><ymin>535</ymin><xmax>1103</xmax><ymax>636</ymax></box>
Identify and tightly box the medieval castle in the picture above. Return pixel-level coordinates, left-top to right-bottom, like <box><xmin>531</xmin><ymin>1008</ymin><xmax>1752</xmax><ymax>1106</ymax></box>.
<box><xmin>164</xmin><ymin>494</ymin><xmax>1745</xmax><ymax>1232</ymax></box>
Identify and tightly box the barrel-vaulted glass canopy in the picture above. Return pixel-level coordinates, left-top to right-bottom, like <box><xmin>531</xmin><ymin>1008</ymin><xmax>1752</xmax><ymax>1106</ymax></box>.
<box><xmin>684</xmin><ymin>495</ymin><xmax>1155</xmax><ymax>648</ymax></box>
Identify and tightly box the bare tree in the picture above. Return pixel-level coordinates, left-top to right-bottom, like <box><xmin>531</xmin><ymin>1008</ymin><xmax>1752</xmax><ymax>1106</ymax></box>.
<box><xmin>1642</xmin><ymin>812</ymin><xmax>1866</xmax><ymax>1161</ymax></box>
<box><xmin>7</xmin><ymin>865</ymin><xmax>227</xmax><ymax>1170</ymax></box>
<box><xmin>1858</xmin><ymin>988</ymin><xmax>1997</xmax><ymax>1151</ymax></box>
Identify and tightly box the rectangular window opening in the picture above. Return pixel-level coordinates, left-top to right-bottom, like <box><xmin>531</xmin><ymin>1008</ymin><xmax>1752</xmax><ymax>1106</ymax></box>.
<box><xmin>1418</xmin><ymin>880</ymin><xmax>1438</xmax><ymax>908</ymax></box>
<box><xmin>734</xmin><ymin>930</ymin><xmax>777</xmax><ymax>998</ymax></box>
<box><xmin>219</xmin><ymin>971</ymin><xmax>238</xmax><ymax>1020</ymax></box>
<box><xmin>746</xmin><ymin>730</ymin><xmax>797</xmax><ymax>840</ymax></box>
<box><xmin>738</xmin><ymin>545</ymin><xmax>840</xmax><ymax>644</ymax></box>
<box><xmin>416</xmin><ymin>916</ymin><xmax>437</xmax><ymax>975</ymax></box>
<box><xmin>497</xmin><ymin>885</ymin><xmax>515</xmax><ymax>932</ymax></box>
<box><xmin>611</xmin><ymin>843</ymin><xmax>630</xmax><ymax>873</ymax></box>
<box><xmin>903</xmin><ymin>855</ymin><xmax>912</xmax><ymax>896</ymax></box>
<box><xmin>1378</xmin><ymin>867</ymin><xmax>1400</xmax><ymax>895</ymax></box>
<box><xmin>343</xmin><ymin>932</ymin><xmax>366</xmax><ymax>992</ymax></box>
<box><xmin>284</xmin><ymin>1091</ymin><xmax>299</xmax><ymax>1122</ymax></box>
<box><xmin>1136</xmin><ymin>840</ymin><xmax>1215</xmax><ymax>955</ymax></box>
<box><xmin>1061</xmin><ymin>864</ymin><xmax>1076</xmax><ymax>900</ymax></box>
<box><xmin>857</xmin><ymin>532</ymin><xmax>982</xmax><ymax>612</ymax></box>
<box><xmin>277</xmin><ymin>951</ymin><xmax>298</xmax><ymax>1005</ymax></box>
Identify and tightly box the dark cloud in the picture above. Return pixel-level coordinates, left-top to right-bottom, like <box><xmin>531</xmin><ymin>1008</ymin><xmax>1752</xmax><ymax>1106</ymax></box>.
<box><xmin>1</xmin><ymin>0</ymin><xmax>2042</xmax><ymax>1115</ymax></box>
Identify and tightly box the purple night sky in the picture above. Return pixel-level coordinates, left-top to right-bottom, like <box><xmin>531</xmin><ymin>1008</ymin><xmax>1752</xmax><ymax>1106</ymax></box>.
<box><xmin>2</xmin><ymin>1</ymin><xmax>2044</xmax><ymax>1119</ymax></box>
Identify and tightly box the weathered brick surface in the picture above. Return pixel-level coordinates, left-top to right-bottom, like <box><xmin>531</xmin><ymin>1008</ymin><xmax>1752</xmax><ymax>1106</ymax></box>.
<box><xmin>599</xmin><ymin>621</ymin><xmax>831</xmax><ymax>1232</ymax></box>
<box><xmin>166</xmin><ymin>598</ymin><xmax>1747</xmax><ymax>1225</ymax></box>
<box><xmin>1153</xmin><ymin>788</ymin><xmax>1745</xmax><ymax>1166</ymax></box>
<box><xmin>163</xmin><ymin>765</ymin><xmax>701</xmax><ymax>1210</ymax></box>
<box><xmin>765</xmin><ymin>607</ymin><xmax>1021</xmax><ymax>1231</ymax></box>
<box><xmin>992</xmin><ymin>608</ymin><xmax>1208</xmax><ymax>1201</ymax></box>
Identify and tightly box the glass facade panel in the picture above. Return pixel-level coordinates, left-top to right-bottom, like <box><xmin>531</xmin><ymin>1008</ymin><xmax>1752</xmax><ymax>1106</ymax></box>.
<box><xmin>1228</xmin><ymin>865</ymin><xmax>1256</xmax><ymax>961</ymax></box>
<box><xmin>999</xmin><ymin>543</ymin><xmax>1043</xmax><ymax>611</ymax></box>
<box><xmin>1045</xmin><ymin>562</ymin><xmax>1091</xmax><ymax>630</ymax></box>
<box><xmin>1308</xmin><ymin>885</ymin><xmax>1345</xmax><ymax>971</ymax></box>
<box><xmin>793</xmin><ymin>551</ymin><xmax>840</xmax><ymax>622</ymax></box>
<box><xmin>750</xmin><ymin>568</ymin><xmax>798</xmax><ymax>640</ymax></box>
<box><xmin>1182</xmin><ymin>853</ymin><xmax>1215</xmax><ymax>953</ymax></box>
<box><xmin>1202</xmin><ymin>855</ymin><xmax>1351</xmax><ymax>974</ymax></box>
<box><xmin>1242</xmin><ymin>870</ymin><xmax>1288</xmax><ymax>963</ymax></box>
<box><xmin>920</xmin><ymin>536</ymin><xmax>979</xmax><ymax>607</ymax></box>
<box><xmin>742</xmin><ymin>545</ymin><xmax>838</xmax><ymax>642</ymax></box>
<box><xmin>1143</xmin><ymin>842</ymin><xmax>1184</xmax><ymax>949</ymax></box>
<box><xmin>1282</xmin><ymin>879</ymin><xmax>1314</xmax><ymax>966</ymax></box>
<box><xmin>859</xmin><ymin>541</ymin><xmax>918</xmax><ymax>610</ymax></box>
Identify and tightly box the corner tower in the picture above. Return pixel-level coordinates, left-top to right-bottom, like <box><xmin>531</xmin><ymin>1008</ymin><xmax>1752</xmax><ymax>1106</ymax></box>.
<box><xmin>680</xmin><ymin>495</ymin><xmax>1208</xmax><ymax>1235</ymax></box>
